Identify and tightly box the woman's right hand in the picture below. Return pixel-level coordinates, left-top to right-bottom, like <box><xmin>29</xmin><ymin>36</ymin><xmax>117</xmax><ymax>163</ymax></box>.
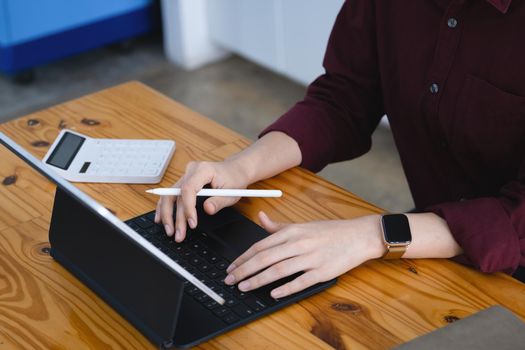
<box><xmin>154</xmin><ymin>131</ymin><xmax>304</xmax><ymax>242</ymax></box>
<box><xmin>154</xmin><ymin>159</ymin><xmax>250</xmax><ymax>242</ymax></box>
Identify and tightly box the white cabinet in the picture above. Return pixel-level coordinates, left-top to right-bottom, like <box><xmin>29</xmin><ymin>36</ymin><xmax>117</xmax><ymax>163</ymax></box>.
<box><xmin>208</xmin><ymin>0</ymin><xmax>282</xmax><ymax>71</ymax></box>
<box><xmin>280</xmin><ymin>0</ymin><xmax>343</xmax><ymax>84</ymax></box>
<box><xmin>207</xmin><ymin>0</ymin><xmax>343</xmax><ymax>85</ymax></box>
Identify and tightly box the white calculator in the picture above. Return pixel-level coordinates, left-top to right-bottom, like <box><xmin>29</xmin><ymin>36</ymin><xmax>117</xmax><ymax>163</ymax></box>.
<box><xmin>42</xmin><ymin>129</ymin><xmax>176</xmax><ymax>184</ymax></box>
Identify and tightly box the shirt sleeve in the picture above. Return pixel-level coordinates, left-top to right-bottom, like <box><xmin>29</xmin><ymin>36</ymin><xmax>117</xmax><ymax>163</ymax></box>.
<box><xmin>259</xmin><ymin>0</ymin><xmax>384</xmax><ymax>172</ymax></box>
<box><xmin>427</xmin><ymin>161</ymin><xmax>525</xmax><ymax>274</ymax></box>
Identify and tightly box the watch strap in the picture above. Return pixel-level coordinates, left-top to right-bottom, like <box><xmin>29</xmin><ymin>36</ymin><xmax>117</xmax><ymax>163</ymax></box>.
<box><xmin>382</xmin><ymin>245</ymin><xmax>407</xmax><ymax>259</ymax></box>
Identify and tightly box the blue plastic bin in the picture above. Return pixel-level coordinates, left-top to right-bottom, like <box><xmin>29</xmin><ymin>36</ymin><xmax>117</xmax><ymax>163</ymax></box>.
<box><xmin>0</xmin><ymin>0</ymin><xmax>154</xmax><ymax>75</ymax></box>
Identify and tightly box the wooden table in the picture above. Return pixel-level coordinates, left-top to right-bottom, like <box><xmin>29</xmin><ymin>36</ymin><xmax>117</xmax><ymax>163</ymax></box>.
<box><xmin>0</xmin><ymin>82</ymin><xmax>523</xmax><ymax>349</ymax></box>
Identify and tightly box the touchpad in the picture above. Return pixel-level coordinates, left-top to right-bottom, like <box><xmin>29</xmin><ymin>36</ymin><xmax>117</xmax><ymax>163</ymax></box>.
<box><xmin>212</xmin><ymin>219</ymin><xmax>269</xmax><ymax>254</ymax></box>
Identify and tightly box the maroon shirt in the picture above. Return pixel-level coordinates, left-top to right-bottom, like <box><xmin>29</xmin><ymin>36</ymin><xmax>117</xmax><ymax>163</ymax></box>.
<box><xmin>261</xmin><ymin>0</ymin><xmax>525</xmax><ymax>275</ymax></box>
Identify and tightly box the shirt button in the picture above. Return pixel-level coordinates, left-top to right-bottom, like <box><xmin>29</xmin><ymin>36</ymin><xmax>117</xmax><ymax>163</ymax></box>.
<box><xmin>429</xmin><ymin>83</ymin><xmax>439</xmax><ymax>94</ymax></box>
<box><xmin>447</xmin><ymin>18</ymin><xmax>458</xmax><ymax>28</ymax></box>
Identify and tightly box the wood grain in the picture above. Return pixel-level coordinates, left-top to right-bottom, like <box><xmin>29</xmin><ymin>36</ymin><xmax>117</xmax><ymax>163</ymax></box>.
<box><xmin>0</xmin><ymin>150</ymin><xmax>54</xmax><ymax>231</ymax></box>
<box><xmin>0</xmin><ymin>218</ymin><xmax>152</xmax><ymax>349</ymax></box>
<box><xmin>0</xmin><ymin>81</ymin><xmax>524</xmax><ymax>349</ymax></box>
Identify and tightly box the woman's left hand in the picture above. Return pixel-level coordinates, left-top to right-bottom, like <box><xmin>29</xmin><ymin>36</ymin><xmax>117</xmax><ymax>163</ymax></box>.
<box><xmin>224</xmin><ymin>212</ymin><xmax>385</xmax><ymax>299</ymax></box>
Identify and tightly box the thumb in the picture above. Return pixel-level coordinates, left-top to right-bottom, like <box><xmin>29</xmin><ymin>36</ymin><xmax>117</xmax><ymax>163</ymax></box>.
<box><xmin>203</xmin><ymin>196</ymin><xmax>240</xmax><ymax>215</ymax></box>
<box><xmin>258</xmin><ymin>211</ymin><xmax>285</xmax><ymax>234</ymax></box>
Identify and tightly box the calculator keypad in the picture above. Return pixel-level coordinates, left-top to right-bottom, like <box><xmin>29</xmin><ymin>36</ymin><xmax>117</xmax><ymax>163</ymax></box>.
<box><xmin>85</xmin><ymin>140</ymin><xmax>173</xmax><ymax>176</ymax></box>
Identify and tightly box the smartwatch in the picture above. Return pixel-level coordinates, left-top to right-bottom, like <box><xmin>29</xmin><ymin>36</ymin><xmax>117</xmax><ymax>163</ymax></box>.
<box><xmin>381</xmin><ymin>214</ymin><xmax>412</xmax><ymax>259</ymax></box>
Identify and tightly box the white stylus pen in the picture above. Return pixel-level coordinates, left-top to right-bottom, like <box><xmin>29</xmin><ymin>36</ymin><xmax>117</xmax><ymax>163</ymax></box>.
<box><xmin>145</xmin><ymin>188</ymin><xmax>283</xmax><ymax>197</ymax></box>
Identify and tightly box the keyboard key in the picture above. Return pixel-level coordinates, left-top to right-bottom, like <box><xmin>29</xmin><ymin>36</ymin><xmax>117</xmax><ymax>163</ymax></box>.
<box><xmin>146</xmin><ymin>226</ymin><xmax>161</xmax><ymax>235</ymax></box>
<box><xmin>244</xmin><ymin>296</ymin><xmax>267</xmax><ymax>311</ymax></box>
<box><xmin>216</xmin><ymin>261</ymin><xmax>228</xmax><ymax>270</ymax></box>
<box><xmin>214</xmin><ymin>272</ymin><xmax>227</xmax><ymax>282</ymax></box>
<box><xmin>127</xmin><ymin>222</ymin><xmax>139</xmax><ymax>231</ymax></box>
<box><xmin>136</xmin><ymin>216</ymin><xmax>153</xmax><ymax>229</ymax></box>
<box><xmin>197</xmin><ymin>263</ymin><xmax>211</xmax><ymax>273</ymax></box>
<box><xmin>226</xmin><ymin>284</ymin><xmax>249</xmax><ymax>299</ymax></box>
<box><xmin>167</xmin><ymin>251</ymin><xmax>180</xmax><ymax>260</ymax></box>
<box><xmin>204</xmin><ymin>300</ymin><xmax>220</xmax><ymax>310</ymax></box>
<box><xmin>158</xmin><ymin>246</ymin><xmax>171</xmax><ymax>253</ymax></box>
<box><xmin>222</xmin><ymin>313</ymin><xmax>240</xmax><ymax>324</ymax></box>
<box><xmin>213</xmin><ymin>307</ymin><xmax>230</xmax><ymax>317</ymax></box>
<box><xmin>190</xmin><ymin>256</ymin><xmax>205</xmax><ymax>266</ymax></box>
<box><xmin>177</xmin><ymin>260</ymin><xmax>191</xmax><ymax>269</ymax></box>
<box><xmin>225</xmin><ymin>298</ymin><xmax>239</xmax><ymax>308</ymax></box>
<box><xmin>206</xmin><ymin>254</ymin><xmax>219</xmax><ymax>264</ymax></box>
<box><xmin>146</xmin><ymin>212</ymin><xmax>156</xmax><ymax>223</ymax></box>
<box><xmin>224</xmin><ymin>284</ymin><xmax>236</xmax><ymax>292</ymax></box>
<box><xmin>151</xmin><ymin>241</ymin><xmax>164</xmax><ymax>249</ymax></box>
<box><xmin>194</xmin><ymin>272</ymin><xmax>206</xmax><ymax>281</ymax></box>
<box><xmin>183</xmin><ymin>251</ymin><xmax>194</xmax><ymax>259</ymax></box>
<box><xmin>184</xmin><ymin>233</ymin><xmax>196</xmax><ymax>242</ymax></box>
<box><xmin>209</xmin><ymin>284</ymin><xmax>221</xmax><ymax>292</ymax></box>
<box><xmin>172</xmin><ymin>245</ymin><xmax>187</xmax><ymax>254</ymax></box>
<box><xmin>156</xmin><ymin>232</ymin><xmax>171</xmax><ymax>242</ymax></box>
<box><xmin>232</xmin><ymin>304</ymin><xmax>255</xmax><ymax>318</ymax></box>
<box><xmin>234</xmin><ymin>290</ymin><xmax>248</xmax><ymax>299</ymax></box>
<box><xmin>184</xmin><ymin>266</ymin><xmax>196</xmax><ymax>274</ymax></box>
<box><xmin>189</xmin><ymin>242</ymin><xmax>203</xmax><ymax>251</ymax></box>
<box><xmin>216</xmin><ymin>290</ymin><xmax>231</xmax><ymax>299</ymax></box>
<box><xmin>202</xmin><ymin>278</ymin><xmax>214</xmax><ymax>287</ymax></box>
<box><xmin>206</xmin><ymin>269</ymin><xmax>221</xmax><ymax>279</ymax></box>
<box><xmin>165</xmin><ymin>240</ymin><xmax>177</xmax><ymax>249</ymax></box>
<box><xmin>224</xmin><ymin>284</ymin><xmax>242</xmax><ymax>295</ymax></box>
<box><xmin>194</xmin><ymin>292</ymin><xmax>210</xmax><ymax>303</ymax></box>
<box><xmin>184</xmin><ymin>286</ymin><xmax>199</xmax><ymax>296</ymax></box>
<box><xmin>135</xmin><ymin>228</ymin><xmax>148</xmax><ymax>236</ymax></box>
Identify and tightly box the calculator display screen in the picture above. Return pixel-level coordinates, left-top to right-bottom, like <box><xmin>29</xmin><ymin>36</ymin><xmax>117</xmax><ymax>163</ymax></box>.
<box><xmin>46</xmin><ymin>132</ymin><xmax>86</xmax><ymax>170</ymax></box>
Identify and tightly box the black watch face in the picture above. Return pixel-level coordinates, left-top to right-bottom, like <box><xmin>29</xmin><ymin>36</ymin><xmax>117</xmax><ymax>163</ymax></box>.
<box><xmin>382</xmin><ymin>214</ymin><xmax>412</xmax><ymax>244</ymax></box>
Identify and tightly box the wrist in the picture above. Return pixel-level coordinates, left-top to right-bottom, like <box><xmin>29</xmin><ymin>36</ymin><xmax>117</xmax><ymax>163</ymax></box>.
<box><xmin>225</xmin><ymin>154</ymin><xmax>256</xmax><ymax>187</ymax></box>
<box><xmin>362</xmin><ymin>214</ymin><xmax>387</xmax><ymax>260</ymax></box>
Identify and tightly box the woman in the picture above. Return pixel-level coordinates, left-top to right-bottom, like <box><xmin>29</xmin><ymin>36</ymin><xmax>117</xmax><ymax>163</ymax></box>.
<box><xmin>156</xmin><ymin>0</ymin><xmax>525</xmax><ymax>298</ymax></box>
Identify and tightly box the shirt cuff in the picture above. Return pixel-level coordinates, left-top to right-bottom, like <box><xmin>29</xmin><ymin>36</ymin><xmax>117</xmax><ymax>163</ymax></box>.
<box><xmin>427</xmin><ymin>198</ymin><xmax>521</xmax><ymax>274</ymax></box>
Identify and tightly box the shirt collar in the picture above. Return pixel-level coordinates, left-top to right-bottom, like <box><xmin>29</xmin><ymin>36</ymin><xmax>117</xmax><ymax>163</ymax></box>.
<box><xmin>486</xmin><ymin>0</ymin><xmax>512</xmax><ymax>14</ymax></box>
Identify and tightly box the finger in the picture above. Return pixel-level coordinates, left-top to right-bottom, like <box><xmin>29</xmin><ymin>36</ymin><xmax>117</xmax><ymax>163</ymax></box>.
<box><xmin>180</xmin><ymin>164</ymin><xmax>215</xmax><ymax>229</ymax></box>
<box><xmin>226</xmin><ymin>241</ymin><xmax>303</xmax><ymax>286</ymax></box>
<box><xmin>203</xmin><ymin>196</ymin><xmax>240</xmax><ymax>215</ymax></box>
<box><xmin>154</xmin><ymin>199</ymin><xmax>161</xmax><ymax>223</ymax></box>
<box><xmin>237</xmin><ymin>256</ymin><xmax>310</xmax><ymax>292</ymax></box>
<box><xmin>159</xmin><ymin>195</ymin><xmax>176</xmax><ymax>236</ymax></box>
<box><xmin>226</xmin><ymin>228</ymin><xmax>291</xmax><ymax>274</ymax></box>
<box><xmin>258</xmin><ymin>211</ymin><xmax>286</xmax><ymax>234</ymax></box>
<box><xmin>174</xmin><ymin>195</ymin><xmax>187</xmax><ymax>242</ymax></box>
<box><xmin>270</xmin><ymin>270</ymin><xmax>320</xmax><ymax>299</ymax></box>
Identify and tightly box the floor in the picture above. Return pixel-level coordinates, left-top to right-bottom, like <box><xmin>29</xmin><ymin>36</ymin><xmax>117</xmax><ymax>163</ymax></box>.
<box><xmin>0</xmin><ymin>37</ymin><xmax>414</xmax><ymax>213</ymax></box>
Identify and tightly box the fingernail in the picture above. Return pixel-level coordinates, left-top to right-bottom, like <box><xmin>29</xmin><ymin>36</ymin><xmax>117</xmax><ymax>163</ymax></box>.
<box><xmin>224</xmin><ymin>274</ymin><xmax>235</xmax><ymax>285</ymax></box>
<box><xmin>238</xmin><ymin>281</ymin><xmax>250</xmax><ymax>291</ymax></box>
<box><xmin>209</xmin><ymin>203</ymin><xmax>216</xmax><ymax>214</ymax></box>
<box><xmin>226</xmin><ymin>264</ymin><xmax>236</xmax><ymax>273</ymax></box>
<box><xmin>175</xmin><ymin>229</ymin><xmax>181</xmax><ymax>241</ymax></box>
<box><xmin>271</xmin><ymin>289</ymin><xmax>283</xmax><ymax>299</ymax></box>
<box><xmin>154</xmin><ymin>213</ymin><xmax>159</xmax><ymax>223</ymax></box>
<box><xmin>164</xmin><ymin>225</ymin><xmax>173</xmax><ymax>236</ymax></box>
<box><xmin>188</xmin><ymin>218</ymin><xmax>196</xmax><ymax>229</ymax></box>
